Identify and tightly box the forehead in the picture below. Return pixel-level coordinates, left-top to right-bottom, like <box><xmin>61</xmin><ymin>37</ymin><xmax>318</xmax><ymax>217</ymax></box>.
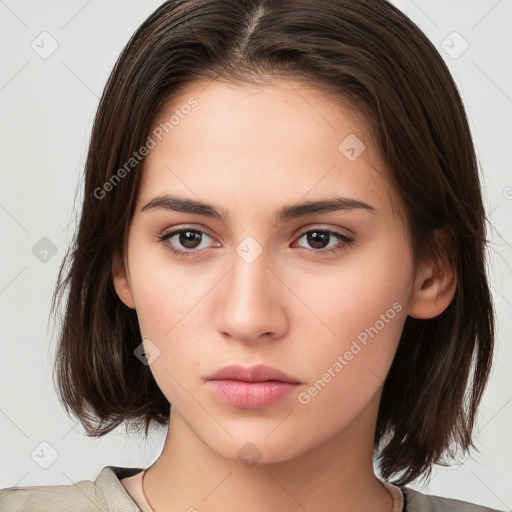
<box><xmin>137</xmin><ymin>79</ymin><xmax>402</xmax><ymax>225</ymax></box>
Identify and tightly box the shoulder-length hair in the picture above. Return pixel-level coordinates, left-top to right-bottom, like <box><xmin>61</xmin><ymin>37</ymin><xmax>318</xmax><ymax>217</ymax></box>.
<box><xmin>50</xmin><ymin>0</ymin><xmax>495</xmax><ymax>487</ymax></box>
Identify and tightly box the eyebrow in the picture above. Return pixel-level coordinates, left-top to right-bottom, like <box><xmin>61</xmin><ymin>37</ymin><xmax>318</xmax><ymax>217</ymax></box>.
<box><xmin>141</xmin><ymin>194</ymin><xmax>377</xmax><ymax>222</ymax></box>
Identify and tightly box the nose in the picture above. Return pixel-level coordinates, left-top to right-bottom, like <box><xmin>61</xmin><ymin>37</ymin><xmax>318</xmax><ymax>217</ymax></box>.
<box><xmin>213</xmin><ymin>246</ymin><xmax>289</xmax><ymax>344</ymax></box>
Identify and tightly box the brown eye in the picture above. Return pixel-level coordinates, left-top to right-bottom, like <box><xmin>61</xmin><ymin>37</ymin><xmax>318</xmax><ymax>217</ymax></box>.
<box><xmin>294</xmin><ymin>229</ymin><xmax>354</xmax><ymax>255</ymax></box>
<box><xmin>157</xmin><ymin>227</ymin><xmax>219</xmax><ymax>258</ymax></box>
<box><xmin>174</xmin><ymin>230</ymin><xmax>202</xmax><ymax>249</ymax></box>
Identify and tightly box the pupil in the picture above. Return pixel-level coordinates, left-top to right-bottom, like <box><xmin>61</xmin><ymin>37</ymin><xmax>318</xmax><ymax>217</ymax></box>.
<box><xmin>308</xmin><ymin>231</ymin><xmax>328</xmax><ymax>249</ymax></box>
<box><xmin>180</xmin><ymin>231</ymin><xmax>201</xmax><ymax>249</ymax></box>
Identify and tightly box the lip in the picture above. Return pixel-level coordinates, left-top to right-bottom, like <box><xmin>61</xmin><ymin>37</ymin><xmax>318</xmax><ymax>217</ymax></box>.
<box><xmin>207</xmin><ymin>380</ymin><xmax>300</xmax><ymax>409</ymax></box>
<box><xmin>204</xmin><ymin>363</ymin><xmax>302</xmax><ymax>384</ymax></box>
<box><xmin>205</xmin><ymin>364</ymin><xmax>302</xmax><ymax>410</ymax></box>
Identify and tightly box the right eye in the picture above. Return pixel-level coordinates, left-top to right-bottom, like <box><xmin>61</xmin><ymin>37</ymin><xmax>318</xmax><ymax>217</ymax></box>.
<box><xmin>157</xmin><ymin>227</ymin><xmax>220</xmax><ymax>258</ymax></box>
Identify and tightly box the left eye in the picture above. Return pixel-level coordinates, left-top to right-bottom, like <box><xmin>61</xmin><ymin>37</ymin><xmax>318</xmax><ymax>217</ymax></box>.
<box><xmin>293</xmin><ymin>229</ymin><xmax>354</xmax><ymax>254</ymax></box>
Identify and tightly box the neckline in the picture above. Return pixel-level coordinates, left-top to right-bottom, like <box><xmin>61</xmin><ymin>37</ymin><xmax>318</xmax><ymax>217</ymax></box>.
<box><xmin>380</xmin><ymin>479</ymin><xmax>405</xmax><ymax>512</ymax></box>
<box><xmin>105</xmin><ymin>466</ymin><xmax>406</xmax><ymax>512</ymax></box>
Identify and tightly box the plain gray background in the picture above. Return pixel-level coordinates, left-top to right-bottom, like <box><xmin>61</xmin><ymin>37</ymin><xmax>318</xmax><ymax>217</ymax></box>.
<box><xmin>1</xmin><ymin>0</ymin><xmax>511</xmax><ymax>509</ymax></box>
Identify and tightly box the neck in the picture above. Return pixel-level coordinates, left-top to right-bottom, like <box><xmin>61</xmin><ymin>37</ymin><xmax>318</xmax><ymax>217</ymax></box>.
<box><xmin>143</xmin><ymin>388</ymin><xmax>393</xmax><ymax>512</ymax></box>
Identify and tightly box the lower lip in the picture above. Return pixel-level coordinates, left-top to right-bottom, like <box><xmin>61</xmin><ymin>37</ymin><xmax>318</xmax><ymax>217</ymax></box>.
<box><xmin>207</xmin><ymin>379</ymin><xmax>300</xmax><ymax>409</ymax></box>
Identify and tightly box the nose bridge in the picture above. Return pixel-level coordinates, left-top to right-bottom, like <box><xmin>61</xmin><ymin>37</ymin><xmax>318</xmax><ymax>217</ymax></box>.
<box><xmin>214</xmin><ymin>240</ymin><xmax>285</xmax><ymax>341</ymax></box>
<box><xmin>232</xmin><ymin>243</ymin><xmax>270</xmax><ymax>301</ymax></box>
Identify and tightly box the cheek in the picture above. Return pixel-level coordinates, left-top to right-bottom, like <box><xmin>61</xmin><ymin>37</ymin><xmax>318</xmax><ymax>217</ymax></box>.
<box><xmin>294</xmin><ymin>235</ymin><xmax>411</xmax><ymax>407</ymax></box>
<box><xmin>127</xmin><ymin>249</ymin><xmax>218</xmax><ymax>383</ymax></box>
<box><xmin>129</xmin><ymin>269</ymin><xmax>205</xmax><ymax>405</ymax></box>
<box><xmin>128</xmin><ymin>241</ymin><xmax>198</xmax><ymax>337</ymax></box>
<box><xmin>299</xmin><ymin>278</ymin><xmax>406</xmax><ymax>386</ymax></box>
<box><xmin>294</xmin><ymin>292</ymin><xmax>406</xmax><ymax>433</ymax></box>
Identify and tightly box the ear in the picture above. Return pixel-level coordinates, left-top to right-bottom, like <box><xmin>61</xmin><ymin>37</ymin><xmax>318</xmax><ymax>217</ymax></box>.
<box><xmin>111</xmin><ymin>250</ymin><xmax>136</xmax><ymax>309</ymax></box>
<box><xmin>407</xmin><ymin>235</ymin><xmax>457</xmax><ymax>320</ymax></box>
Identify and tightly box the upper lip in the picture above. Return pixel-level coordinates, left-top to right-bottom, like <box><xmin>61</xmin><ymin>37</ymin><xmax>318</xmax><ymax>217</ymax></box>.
<box><xmin>205</xmin><ymin>364</ymin><xmax>302</xmax><ymax>384</ymax></box>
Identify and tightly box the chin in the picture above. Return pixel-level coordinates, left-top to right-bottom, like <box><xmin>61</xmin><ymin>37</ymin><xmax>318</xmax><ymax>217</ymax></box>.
<box><xmin>203</xmin><ymin>429</ymin><xmax>308</xmax><ymax>467</ymax></box>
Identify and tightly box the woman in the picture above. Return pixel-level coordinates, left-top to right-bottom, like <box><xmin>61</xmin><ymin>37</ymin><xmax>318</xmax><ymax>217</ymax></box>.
<box><xmin>0</xmin><ymin>0</ymin><xmax>503</xmax><ymax>511</ymax></box>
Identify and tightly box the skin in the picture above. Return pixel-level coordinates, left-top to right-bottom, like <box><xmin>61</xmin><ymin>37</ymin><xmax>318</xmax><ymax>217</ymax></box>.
<box><xmin>112</xmin><ymin>78</ymin><xmax>456</xmax><ymax>512</ymax></box>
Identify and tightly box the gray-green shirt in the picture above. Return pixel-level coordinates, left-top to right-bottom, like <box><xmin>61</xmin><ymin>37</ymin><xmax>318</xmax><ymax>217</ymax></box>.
<box><xmin>0</xmin><ymin>466</ymin><xmax>504</xmax><ymax>512</ymax></box>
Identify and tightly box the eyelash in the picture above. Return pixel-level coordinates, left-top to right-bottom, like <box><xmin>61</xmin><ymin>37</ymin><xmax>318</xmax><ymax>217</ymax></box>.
<box><xmin>156</xmin><ymin>226</ymin><xmax>355</xmax><ymax>259</ymax></box>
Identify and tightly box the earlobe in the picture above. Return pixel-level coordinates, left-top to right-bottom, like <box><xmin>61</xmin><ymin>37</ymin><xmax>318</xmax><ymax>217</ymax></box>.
<box><xmin>111</xmin><ymin>251</ymin><xmax>136</xmax><ymax>310</ymax></box>
<box><xmin>407</xmin><ymin>259</ymin><xmax>457</xmax><ymax>320</ymax></box>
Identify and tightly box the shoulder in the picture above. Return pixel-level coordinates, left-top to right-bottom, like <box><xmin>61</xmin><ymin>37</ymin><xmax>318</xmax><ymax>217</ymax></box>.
<box><xmin>0</xmin><ymin>479</ymin><xmax>98</xmax><ymax>512</ymax></box>
<box><xmin>0</xmin><ymin>466</ymin><xmax>143</xmax><ymax>512</ymax></box>
<box><xmin>403</xmin><ymin>486</ymin><xmax>506</xmax><ymax>512</ymax></box>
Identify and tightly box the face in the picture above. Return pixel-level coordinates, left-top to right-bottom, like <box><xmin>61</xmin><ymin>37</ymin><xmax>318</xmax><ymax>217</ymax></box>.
<box><xmin>113</xmin><ymin>79</ymin><xmax>419</xmax><ymax>464</ymax></box>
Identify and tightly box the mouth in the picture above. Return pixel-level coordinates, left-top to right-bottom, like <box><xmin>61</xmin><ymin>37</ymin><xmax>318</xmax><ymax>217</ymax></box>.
<box><xmin>205</xmin><ymin>363</ymin><xmax>302</xmax><ymax>409</ymax></box>
<box><xmin>204</xmin><ymin>363</ymin><xmax>302</xmax><ymax>384</ymax></box>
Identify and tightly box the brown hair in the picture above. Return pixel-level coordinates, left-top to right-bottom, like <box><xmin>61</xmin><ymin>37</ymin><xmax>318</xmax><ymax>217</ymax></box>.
<box><xmin>50</xmin><ymin>0</ymin><xmax>495</xmax><ymax>486</ymax></box>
